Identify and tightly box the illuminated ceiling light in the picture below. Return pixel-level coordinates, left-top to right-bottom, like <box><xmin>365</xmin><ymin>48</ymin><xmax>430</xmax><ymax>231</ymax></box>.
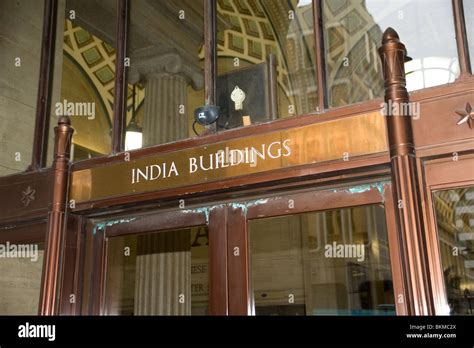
<box><xmin>125</xmin><ymin>84</ymin><xmax>143</xmax><ymax>151</ymax></box>
<box><xmin>125</xmin><ymin>119</ymin><xmax>143</xmax><ymax>151</ymax></box>
<box><xmin>405</xmin><ymin>57</ymin><xmax>460</xmax><ymax>92</ymax></box>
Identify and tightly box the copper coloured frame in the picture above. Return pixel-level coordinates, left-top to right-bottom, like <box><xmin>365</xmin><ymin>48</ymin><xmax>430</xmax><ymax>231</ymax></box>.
<box><xmin>226</xmin><ymin>180</ymin><xmax>409</xmax><ymax>316</ymax></box>
<box><xmin>81</xmin><ymin>205</ymin><xmax>228</xmax><ymax>315</ymax></box>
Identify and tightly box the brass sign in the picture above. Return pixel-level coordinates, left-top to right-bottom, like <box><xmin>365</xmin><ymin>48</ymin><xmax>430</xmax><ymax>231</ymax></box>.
<box><xmin>70</xmin><ymin>112</ymin><xmax>387</xmax><ymax>203</ymax></box>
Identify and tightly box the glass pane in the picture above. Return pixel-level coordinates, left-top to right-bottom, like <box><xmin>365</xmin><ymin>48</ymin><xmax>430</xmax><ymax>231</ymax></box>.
<box><xmin>464</xmin><ymin>0</ymin><xmax>474</xmax><ymax>71</ymax></box>
<box><xmin>249</xmin><ymin>204</ymin><xmax>395</xmax><ymax>315</ymax></box>
<box><xmin>48</xmin><ymin>0</ymin><xmax>117</xmax><ymax>162</ymax></box>
<box><xmin>105</xmin><ymin>227</ymin><xmax>209</xmax><ymax>315</ymax></box>
<box><xmin>0</xmin><ymin>242</ymin><xmax>45</xmax><ymax>314</ymax></box>
<box><xmin>214</xmin><ymin>0</ymin><xmax>317</xmax><ymax>131</ymax></box>
<box><xmin>433</xmin><ymin>187</ymin><xmax>474</xmax><ymax>315</ymax></box>
<box><xmin>125</xmin><ymin>0</ymin><xmax>205</xmax><ymax>150</ymax></box>
<box><xmin>324</xmin><ymin>0</ymin><xmax>460</xmax><ymax>108</ymax></box>
<box><xmin>0</xmin><ymin>0</ymin><xmax>45</xmax><ymax>175</ymax></box>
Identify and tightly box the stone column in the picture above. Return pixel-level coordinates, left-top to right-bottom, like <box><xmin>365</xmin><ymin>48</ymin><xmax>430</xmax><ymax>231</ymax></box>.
<box><xmin>129</xmin><ymin>52</ymin><xmax>203</xmax><ymax>146</ymax></box>
<box><xmin>126</xmin><ymin>52</ymin><xmax>202</xmax><ymax>314</ymax></box>
<box><xmin>134</xmin><ymin>230</ymin><xmax>191</xmax><ymax>315</ymax></box>
<box><xmin>142</xmin><ymin>74</ymin><xmax>187</xmax><ymax>146</ymax></box>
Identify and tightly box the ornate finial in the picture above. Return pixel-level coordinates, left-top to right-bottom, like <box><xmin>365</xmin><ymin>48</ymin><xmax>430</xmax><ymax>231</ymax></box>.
<box><xmin>382</xmin><ymin>27</ymin><xmax>400</xmax><ymax>44</ymax></box>
<box><xmin>53</xmin><ymin>115</ymin><xmax>74</xmax><ymax>161</ymax></box>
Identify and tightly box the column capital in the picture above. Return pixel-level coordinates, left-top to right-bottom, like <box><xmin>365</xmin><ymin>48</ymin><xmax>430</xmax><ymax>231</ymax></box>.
<box><xmin>128</xmin><ymin>51</ymin><xmax>204</xmax><ymax>90</ymax></box>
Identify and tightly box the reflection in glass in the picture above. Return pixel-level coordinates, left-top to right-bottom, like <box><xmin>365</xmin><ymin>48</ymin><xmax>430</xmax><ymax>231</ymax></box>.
<box><xmin>249</xmin><ymin>205</ymin><xmax>395</xmax><ymax>315</ymax></box>
<box><xmin>0</xmin><ymin>242</ymin><xmax>44</xmax><ymax>314</ymax></box>
<box><xmin>433</xmin><ymin>187</ymin><xmax>474</xmax><ymax>315</ymax></box>
<box><xmin>323</xmin><ymin>0</ymin><xmax>459</xmax><ymax>107</ymax></box>
<box><xmin>105</xmin><ymin>227</ymin><xmax>209</xmax><ymax>315</ymax></box>
<box><xmin>127</xmin><ymin>0</ymin><xmax>205</xmax><ymax>149</ymax></box>
<box><xmin>48</xmin><ymin>0</ymin><xmax>118</xmax><ymax>162</ymax></box>
<box><xmin>216</xmin><ymin>0</ymin><xmax>317</xmax><ymax>130</ymax></box>
<box><xmin>464</xmin><ymin>0</ymin><xmax>474</xmax><ymax>72</ymax></box>
<box><xmin>0</xmin><ymin>0</ymin><xmax>45</xmax><ymax>175</ymax></box>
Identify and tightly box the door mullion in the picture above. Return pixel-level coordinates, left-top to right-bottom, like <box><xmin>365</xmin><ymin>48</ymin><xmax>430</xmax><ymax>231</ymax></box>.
<box><xmin>227</xmin><ymin>204</ymin><xmax>250</xmax><ymax>315</ymax></box>
<box><xmin>209</xmin><ymin>205</ymin><xmax>229</xmax><ymax>315</ymax></box>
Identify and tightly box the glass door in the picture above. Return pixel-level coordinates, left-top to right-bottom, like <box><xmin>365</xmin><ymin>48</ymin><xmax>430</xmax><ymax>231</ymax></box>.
<box><xmin>82</xmin><ymin>205</ymin><xmax>227</xmax><ymax>315</ymax></box>
<box><xmin>431</xmin><ymin>186</ymin><xmax>474</xmax><ymax>315</ymax></box>
<box><xmin>105</xmin><ymin>226</ymin><xmax>210</xmax><ymax>315</ymax></box>
<box><xmin>227</xmin><ymin>181</ymin><xmax>407</xmax><ymax>315</ymax></box>
<box><xmin>424</xmin><ymin>155</ymin><xmax>474</xmax><ymax>315</ymax></box>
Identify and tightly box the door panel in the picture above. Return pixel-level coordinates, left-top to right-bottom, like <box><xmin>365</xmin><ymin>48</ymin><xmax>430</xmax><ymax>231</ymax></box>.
<box><xmin>83</xmin><ymin>205</ymin><xmax>227</xmax><ymax>315</ymax></box>
<box><xmin>423</xmin><ymin>155</ymin><xmax>474</xmax><ymax>315</ymax></box>
<box><xmin>431</xmin><ymin>186</ymin><xmax>474</xmax><ymax>315</ymax></box>
<box><xmin>248</xmin><ymin>205</ymin><xmax>395</xmax><ymax>316</ymax></box>
<box><xmin>228</xmin><ymin>182</ymin><xmax>408</xmax><ymax>315</ymax></box>
<box><xmin>105</xmin><ymin>227</ymin><xmax>209</xmax><ymax>315</ymax></box>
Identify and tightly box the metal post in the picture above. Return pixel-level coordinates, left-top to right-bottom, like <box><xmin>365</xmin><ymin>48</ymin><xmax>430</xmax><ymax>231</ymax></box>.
<box><xmin>39</xmin><ymin>116</ymin><xmax>74</xmax><ymax>315</ymax></box>
<box><xmin>378</xmin><ymin>28</ymin><xmax>433</xmax><ymax>315</ymax></box>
